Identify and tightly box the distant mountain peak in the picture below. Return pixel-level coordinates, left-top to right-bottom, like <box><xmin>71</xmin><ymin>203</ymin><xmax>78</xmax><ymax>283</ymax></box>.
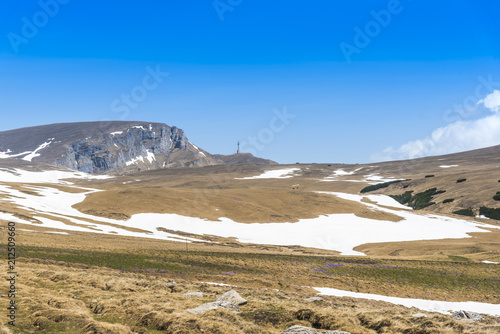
<box><xmin>0</xmin><ymin>121</ymin><xmax>277</xmax><ymax>173</ymax></box>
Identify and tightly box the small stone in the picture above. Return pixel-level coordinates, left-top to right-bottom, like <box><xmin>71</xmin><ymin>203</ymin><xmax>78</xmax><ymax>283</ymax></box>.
<box><xmin>183</xmin><ymin>292</ymin><xmax>203</xmax><ymax>297</ymax></box>
<box><xmin>412</xmin><ymin>313</ymin><xmax>427</xmax><ymax>318</ymax></box>
<box><xmin>187</xmin><ymin>301</ymin><xmax>239</xmax><ymax>315</ymax></box>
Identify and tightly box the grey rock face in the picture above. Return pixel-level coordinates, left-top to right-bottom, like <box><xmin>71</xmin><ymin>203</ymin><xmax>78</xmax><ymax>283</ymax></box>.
<box><xmin>453</xmin><ymin>310</ymin><xmax>483</xmax><ymax>322</ymax></box>
<box><xmin>55</xmin><ymin>124</ymin><xmax>189</xmax><ymax>173</ymax></box>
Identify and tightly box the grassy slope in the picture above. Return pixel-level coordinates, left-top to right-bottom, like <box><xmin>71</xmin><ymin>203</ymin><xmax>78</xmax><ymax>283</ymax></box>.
<box><xmin>1</xmin><ymin>237</ymin><xmax>499</xmax><ymax>334</ymax></box>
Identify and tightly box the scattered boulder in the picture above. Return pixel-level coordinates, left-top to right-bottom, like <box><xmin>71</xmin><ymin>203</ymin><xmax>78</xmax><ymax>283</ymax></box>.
<box><xmin>187</xmin><ymin>301</ymin><xmax>239</xmax><ymax>315</ymax></box>
<box><xmin>412</xmin><ymin>313</ymin><xmax>427</xmax><ymax>318</ymax></box>
<box><xmin>453</xmin><ymin>310</ymin><xmax>483</xmax><ymax>322</ymax></box>
<box><xmin>187</xmin><ymin>289</ymin><xmax>247</xmax><ymax>315</ymax></box>
<box><xmin>281</xmin><ymin>325</ymin><xmax>351</xmax><ymax>333</ymax></box>
<box><xmin>214</xmin><ymin>289</ymin><xmax>248</xmax><ymax>306</ymax></box>
<box><xmin>281</xmin><ymin>326</ymin><xmax>318</xmax><ymax>334</ymax></box>
<box><xmin>183</xmin><ymin>292</ymin><xmax>203</xmax><ymax>297</ymax></box>
<box><xmin>305</xmin><ymin>297</ymin><xmax>323</xmax><ymax>302</ymax></box>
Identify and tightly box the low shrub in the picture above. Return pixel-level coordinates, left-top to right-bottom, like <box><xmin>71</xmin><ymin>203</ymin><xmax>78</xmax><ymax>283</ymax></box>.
<box><xmin>453</xmin><ymin>208</ymin><xmax>474</xmax><ymax>217</ymax></box>
<box><xmin>479</xmin><ymin>206</ymin><xmax>500</xmax><ymax>220</ymax></box>
<box><xmin>443</xmin><ymin>198</ymin><xmax>454</xmax><ymax>204</ymax></box>
<box><xmin>425</xmin><ymin>175</ymin><xmax>435</xmax><ymax>178</ymax></box>
<box><xmin>391</xmin><ymin>188</ymin><xmax>445</xmax><ymax>210</ymax></box>
<box><xmin>390</xmin><ymin>191</ymin><xmax>413</xmax><ymax>205</ymax></box>
<box><xmin>456</xmin><ymin>178</ymin><xmax>467</xmax><ymax>183</ymax></box>
<box><xmin>360</xmin><ymin>180</ymin><xmax>404</xmax><ymax>193</ymax></box>
<box><xmin>493</xmin><ymin>192</ymin><xmax>500</xmax><ymax>201</ymax></box>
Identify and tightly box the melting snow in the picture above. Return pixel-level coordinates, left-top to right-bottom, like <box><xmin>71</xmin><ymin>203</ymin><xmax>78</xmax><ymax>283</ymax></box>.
<box><xmin>482</xmin><ymin>260</ymin><xmax>499</xmax><ymax>264</ymax></box>
<box><xmin>125</xmin><ymin>151</ymin><xmax>155</xmax><ymax>166</ymax></box>
<box><xmin>0</xmin><ymin>149</ymin><xmax>32</xmax><ymax>159</ymax></box>
<box><xmin>440</xmin><ymin>165</ymin><xmax>458</xmax><ymax>168</ymax></box>
<box><xmin>322</xmin><ymin>172</ymin><xmax>401</xmax><ymax>185</ymax></box>
<box><xmin>0</xmin><ymin>167</ymin><xmax>498</xmax><ymax>255</ymax></box>
<box><xmin>22</xmin><ymin>141</ymin><xmax>52</xmax><ymax>161</ymax></box>
<box><xmin>190</xmin><ymin>142</ymin><xmax>200</xmax><ymax>151</ymax></box>
<box><xmin>110</xmin><ymin>131</ymin><xmax>123</xmax><ymax>136</ymax></box>
<box><xmin>1</xmin><ymin>182</ymin><xmax>496</xmax><ymax>255</ymax></box>
<box><xmin>236</xmin><ymin>168</ymin><xmax>300</xmax><ymax>180</ymax></box>
<box><xmin>0</xmin><ymin>168</ymin><xmax>112</xmax><ymax>184</ymax></box>
<box><xmin>333</xmin><ymin>169</ymin><xmax>356</xmax><ymax>176</ymax></box>
<box><xmin>314</xmin><ymin>287</ymin><xmax>500</xmax><ymax>316</ymax></box>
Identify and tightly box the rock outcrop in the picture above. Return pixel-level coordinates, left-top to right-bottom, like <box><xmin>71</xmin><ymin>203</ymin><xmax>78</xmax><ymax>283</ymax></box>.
<box><xmin>453</xmin><ymin>310</ymin><xmax>483</xmax><ymax>322</ymax></box>
<box><xmin>187</xmin><ymin>289</ymin><xmax>247</xmax><ymax>315</ymax></box>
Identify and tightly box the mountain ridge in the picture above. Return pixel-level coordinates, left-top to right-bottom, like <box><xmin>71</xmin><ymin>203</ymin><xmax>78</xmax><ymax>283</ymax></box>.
<box><xmin>0</xmin><ymin>121</ymin><xmax>276</xmax><ymax>173</ymax></box>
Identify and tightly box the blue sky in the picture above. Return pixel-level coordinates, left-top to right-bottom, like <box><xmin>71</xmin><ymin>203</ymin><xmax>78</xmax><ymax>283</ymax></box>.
<box><xmin>1</xmin><ymin>0</ymin><xmax>499</xmax><ymax>163</ymax></box>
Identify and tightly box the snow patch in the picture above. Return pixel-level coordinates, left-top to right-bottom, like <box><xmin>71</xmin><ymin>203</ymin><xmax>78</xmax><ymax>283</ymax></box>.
<box><xmin>482</xmin><ymin>260</ymin><xmax>499</xmax><ymax>264</ymax></box>
<box><xmin>110</xmin><ymin>131</ymin><xmax>123</xmax><ymax>136</ymax></box>
<box><xmin>236</xmin><ymin>168</ymin><xmax>300</xmax><ymax>180</ymax></box>
<box><xmin>0</xmin><ymin>149</ymin><xmax>32</xmax><ymax>159</ymax></box>
<box><xmin>314</xmin><ymin>287</ymin><xmax>500</xmax><ymax>316</ymax></box>
<box><xmin>126</xmin><ymin>151</ymin><xmax>156</xmax><ymax>166</ymax></box>
<box><xmin>440</xmin><ymin>165</ymin><xmax>458</xmax><ymax>168</ymax></box>
<box><xmin>0</xmin><ymin>168</ymin><xmax>112</xmax><ymax>184</ymax></box>
<box><xmin>189</xmin><ymin>142</ymin><xmax>200</xmax><ymax>151</ymax></box>
<box><xmin>322</xmin><ymin>172</ymin><xmax>402</xmax><ymax>185</ymax></box>
<box><xmin>22</xmin><ymin>140</ymin><xmax>52</xmax><ymax>161</ymax></box>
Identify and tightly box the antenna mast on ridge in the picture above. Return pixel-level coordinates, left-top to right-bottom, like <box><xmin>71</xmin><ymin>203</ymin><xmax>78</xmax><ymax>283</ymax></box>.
<box><xmin>237</xmin><ymin>141</ymin><xmax>240</xmax><ymax>154</ymax></box>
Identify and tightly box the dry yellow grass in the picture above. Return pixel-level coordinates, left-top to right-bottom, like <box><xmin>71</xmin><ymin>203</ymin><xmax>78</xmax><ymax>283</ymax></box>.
<box><xmin>2</xmin><ymin>258</ymin><xmax>499</xmax><ymax>334</ymax></box>
<box><xmin>74</xmin><ymin>185</ymin><xmax>402</xmax><ymax>223</ymax></box>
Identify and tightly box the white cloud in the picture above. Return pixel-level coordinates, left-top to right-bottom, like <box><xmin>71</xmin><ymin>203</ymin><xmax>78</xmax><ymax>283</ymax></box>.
<box><xmin>478</xmin><ymin>89</ymin><xmax>500</xmax><ymax>112</ymax></box>
<box><xmin>374</xmin><ymin>103</ymin><xmax>500</xmax><ymax>162</ymax></box>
